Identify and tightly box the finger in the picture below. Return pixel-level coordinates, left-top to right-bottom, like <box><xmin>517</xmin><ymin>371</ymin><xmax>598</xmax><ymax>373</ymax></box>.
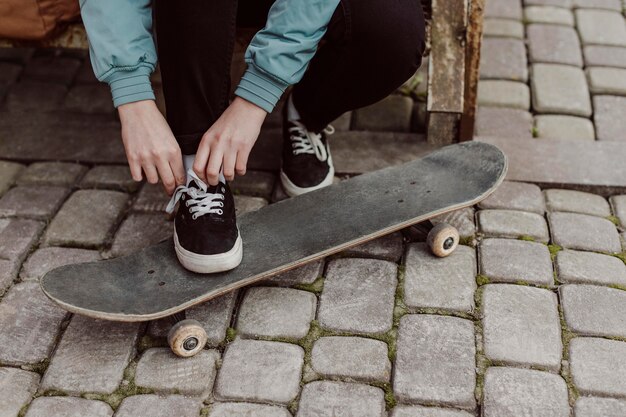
<box><xmin>156</xmin><ymin>158</ymin><xmax>176</xmax><ymax>195</ymax></box>
<box><xmin>143</xmin><ymin>163</ymin><xmax>159</xmax><ymax>185</ymax></box>
<box><xmin>223</xmin><ymin>149</ymin><xmax>237</xmax><ymax>182</ymax></box>
<box><xmin>169</xmin><ymin>153</ymin><xmax>186</xmax><ymax>187</ymax></box>
<box><xmin>193</xmin><ymin>140</ymin><xmax>211</xmax><ymax>183</ymax></box>
<box><xmin>206</xmin><ymin>146</ymin><xmax>224</xmax><ymax>186</ymax></box>
<box><xmin>128</xmin><ymin>157</ymin><xmax>143</xmax><ymax>182</ymax></box>
<box><xmin>235</xmin><ymin>146</ymin><xmax>251</xmax><ymax>176</ymax></box>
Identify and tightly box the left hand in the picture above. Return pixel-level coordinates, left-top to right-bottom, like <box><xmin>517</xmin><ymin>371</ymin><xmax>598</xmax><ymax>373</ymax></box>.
<box><xmin>193</xmin><ymin>97</ymin><xmax>268</xmax><ymax>185</ymax></box>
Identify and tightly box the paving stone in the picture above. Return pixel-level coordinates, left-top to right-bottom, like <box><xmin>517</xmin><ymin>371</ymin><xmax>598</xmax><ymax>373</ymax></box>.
<box><xmin>135</xmin><ymin>348</ymin><xmax>219</xmax><ymax>398</ymax></box>
<box><xmin>0</xmin><ymin>218</ymin><xmax>45</xmax><ymax>263</ymax></box>
<box><xmin>340</xmin><ymin>232</ymin><xmax>404</xmax><ymax>261</ymax></box>
<box><xmin>0</xmin><ymin>368</ymin><xmax>40</xmax><ymax>417</ymax></box>
<box><xmin>576</xmin><ymin>9</ymin><xmax>626</xmax><ymax>46</ymax></box>
<box><xmin>611</xmin><ymin>194</ymin><xmax>626</xmax><ymax>224</ymax></box>
<box><xmin>5</xmin><ymin>81</ymin><xmax>67</xmax><ymax>112</ymax></box>
<box><xmin>594</xmin><ymin>95</ymin><xmax>626</xmax><ymax>141</ymax></box>
<box><xmin>528</xmin><ymin>24</ymin><xmax>583</xmax><ymax>66</ymax></box>
<box><xmin>475</xmin><ymin>107</ymin><xmax>533</xmax><ymax>138</ymax></box>
<box><xmin>41</xmin><ymin>315</ymin><xmax>140</xmax><ymax>395</ymax></box>
<box><xmin>0</xmin><ymin>113</ymin><xmax>126</xmax><ymax>164</ymax></box>
<box><xmin>482</xmin><ymin>284</ymin><xmax>562</xmax><ymax>370</ymax></box>
<box><xmin>574</xmin><ymin>0</ymin><xmax>622</xmax><ymax>11</ymax></box>
<box><xmin>297</xmin><ymin>381</ymin><xmax>385</xmax><ymax>417</ymax></box>
<box><xmin>311</xmin><ymin>336</ymin><xmax>391</xmax><ymax>382</ymax></box>
<box><xmin>234</xmin><ymin>195</ymin><xmax>267</xmax><ymax>216</ymax></box>
<box><xmin>479</xmin><ymin>238</ymin><xmax>554</xmax><ymax>285</ymax></box>
<box><xmin>24</xmin><ymin>397</ymin><xmax>113</xmax><ymax>417</ymax></box>
<box><xmin>0</xmin><ymin>282</ymin><xmax>67</xmax><ymax>365</ymax></box>
<box><xmin>148</xmin><ymin>291</ymin><xmax>237</xmax><ymax>345</ymax></box>
<box><xmin>352</xmin><ymin>95</ymin><xmax>414</xmax><ymax>132</ymax></box>
<box><xmin>478</xmin><ymin>80</ymin><xmax>530</xmax><ymax>109</ymax></box>
<box><xmin>230</xmin><ymin>171</ymin><xmax>276</xmax><ymax>199</ymax></box>
<box><xmin>556</xmin><ymin>249</ymin><xmax>626</xmax><ymax>286</ymax></box>
<box><xmin>569</xmin><ymin>337</ymin><xmax>626</xmax><ymax>397</ymax></box>
<box><xmin>483</xmin><ymin>18</ymin><xmax>525</xmax><ymax>38</ymax></box>
<box><xmin>560</xmin><ymin>284</ymin><xmax>626</xmax><ymax>338</ymax></box>
<box><xmin>80</xmin><ymin>165</ymin><xmax>140</xmax><ymax>192</ymax></box>
<box><xmin>0</xmin><ymin>47</ymin><xmax>34</xmax><ymax>64</ymax></box>
<box><xmin>17</xmin><ymin>162</ymin><xmax>87</xmax><ymax>186</ymax></box>
<box><xmin>534</xmin><ymin>115</ymin><xmax>595</xmax><ymax>140</ymax></box>
<box><xmin>587</xmin><ymin>67</ymin><xmax>626</xmax><ymax>94</ymax></box>
<box><xmin>0</xmin><ymin>185</ymin><xmax>69</xmax><ymax>219</ymax></box>
<box><xmin>64</xmin><ymin>84</ymin><xmax>115</xmax><ymax>114</ymax></box>
<box><xmin>485</xmin><ymin>0</ymin><xmax>522</xmax><ymax>19</ymax></box>
<box><xmin>574</xmin><ymin>397</ymin><xmax>626</xmax><ymax>417</ymax></box>
<box><xmin>318</xmin><ymin>258</ymin><xmax>397</xmax><ymax>334</ymax></box>
<box><xmin>0</xmin><ymin>161</ymin><xmax>24</xmax><ymax>197</ymax></box>
<box><xmin>545</xmin><ymin>189</ymin><xmax>610</xmax><ymax>217</ymax></box>
<box><xmin>478</xmin><ymin>209</ymin><xmax>550</xmax><ymax>242</ymax></box>
<box><xmin>431</xmin><ymin>207</ymin><xmax>477</xmax><ymax>238</ymax></box>
<box><xmin>0</xmin><ymin>259</ymin><xmax>18</xmax><ymax>294</ymax></box>
<box><xmin>392</xmin><ymin>406</ymin><xmax>474</xmax><ymax>417</ymax></box>
<box><xmin>329</xmin><ymin>131</ymin><xmax>436</xmax><ymax>174</ymax></box>
<box><xmin>133</xmin><ymin>183</ymin><xmax>170</xmax><ymax>212</ymax></box>
<box><xmin>237</xmin><ymin>287</ymin><xmax>316</xmax><ymax>339</ymax></box>
<box><xmin>20</xmin><ymin>247</ymin><xmax>101</xmax><ymax>281</ymax></box>
<box><xmin>209</xmin><ymin>403</ymin><xmax>292</xmax><ymax>417</ymax></box>
<box><xmin>531</xmin><ymin>64</ymin><xmax>592</xmax><ymax>116</ymax></box>
<box><xmin>44</xmin><ymin>190</ymin><xmax>129</xmax><ymax>248</ymax></box>
<box><xmin>115</xmin><ymin>395</ymin><xmax>202</xmax><ymax>417</ymax></box>
<box><xmin>109</xmin><ymin>213</ymin><xmax>172</xmax><ymax>258</ymax></box>
<box><xmin>482</xmin><ymin>367</ymin><xmax>569</xmax><ymax>417</ymax></box>
<box><xmin>0</xmin><ymin>62</ymin><xmax>22</xmax><ymax>84</ymax></box>
<box><xmin>22</xmin><ymin>56</ymin><xmax>81</xmax><ymax>85</ymax></box>
<box><xmin>404</xmin><ymin>243</ymin><xmax>476</xmax><ymax>312</ymax></box>
<box><xmin>549</xmin><ymin>212</ymin><xmax>621</xmax><ymax>252</ymax></box>
<box><xmin>479</xmin><ymin>181</ymin><xmax>546</xmax><ymax>213</ymax></box>
<box><xmin>524</xmin><ymin>6</ymin><xmax>575</xmax><ymax>26</ymax></box>
<box><xmin>584</xmin><ymin>45</ymin><xmax>626</xmax><ymax>68</ymax></box>
<box><xmin>478</xmin><ymin>135</ymin><xmax>626</xmax><ymax>189</ymax></box>
<box><xmin>394</xmin><ymin>314</ymin><xmax>476</xmax><ymax>409</ymax></box>
<box><xmin>480</xmin><ymin>38</ymin><xmax>528</xmax><ymax>81</ymax></box>
<box><xmin>215</xmin><ymin>339</ymin><xmax>303</xmax><ymax>404</ymax></box>
<box><xmin>525</xmin><ymin>0</ymin><xmax>572</xmax><ymax>6</ymax></box>
<box><xmin>263</xmin><ymin>259</ymin><xmax>323</xmax><ymax>286</ymax></box>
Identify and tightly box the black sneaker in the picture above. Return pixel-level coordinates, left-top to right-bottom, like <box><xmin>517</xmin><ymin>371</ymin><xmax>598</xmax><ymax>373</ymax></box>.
<box><xmin>165</xmin><ymin>169</ymin><xmax>242</xmax><ymax>273</ymax></box>
<box><xmin>280</xmin><ymin>107</ymin><xmax>335</xmax><ymax>197</ymax></box>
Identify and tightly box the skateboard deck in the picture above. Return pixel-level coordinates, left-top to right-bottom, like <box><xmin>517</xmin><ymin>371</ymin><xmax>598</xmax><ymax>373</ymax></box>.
<box><xmin>41</xmin><ymin>141</ymin><xmax>507</xmax><ymax>322</ymax></box>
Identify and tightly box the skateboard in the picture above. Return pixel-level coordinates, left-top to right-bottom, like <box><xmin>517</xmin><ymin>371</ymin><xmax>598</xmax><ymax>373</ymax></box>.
<box><xmin>41</xmin><ymin>141</ymin><xmax>507</xmax><ymax>357</ymax></box>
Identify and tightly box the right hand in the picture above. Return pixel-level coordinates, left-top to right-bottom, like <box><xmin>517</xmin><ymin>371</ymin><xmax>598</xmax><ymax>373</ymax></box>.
<box><xmin>118</xmin><ymin>100</ymin><xmax>185</xmax><ymax>195</ymax></box>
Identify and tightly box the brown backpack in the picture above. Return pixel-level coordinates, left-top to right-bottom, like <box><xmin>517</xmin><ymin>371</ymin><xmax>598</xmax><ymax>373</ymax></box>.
<box><xmin>0</xmin><ymin>0</ymin><xmax>80</xmax><ymax>40</ymax></box>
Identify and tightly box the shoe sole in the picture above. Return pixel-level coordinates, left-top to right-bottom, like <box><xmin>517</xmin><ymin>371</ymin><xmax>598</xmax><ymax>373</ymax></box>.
<box><xmin>173</xmin><ymin>228</ymin><xmax>243</xmax><ymax>274</ymax></box>
<box><xmin>280</xmin><ymin>154</ymin><xmax>335</xmax><ymax>197</ymax></box>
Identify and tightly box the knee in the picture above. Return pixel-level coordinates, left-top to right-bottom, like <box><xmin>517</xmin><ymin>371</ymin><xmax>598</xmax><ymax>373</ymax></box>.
<box><xmin>350</xmin><ymin>0</ymin><xmax>427</xmax><ymax>81</ymax></box>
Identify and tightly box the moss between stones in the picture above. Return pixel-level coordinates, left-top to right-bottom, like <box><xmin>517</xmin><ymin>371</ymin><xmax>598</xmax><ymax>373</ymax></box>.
<box><xmin>137</xmin><ymin>335</ymin><xmax>167</xmax><ymax>353</ymax></box>
<box><xmin>459</xmin><ymin>236</ymin><xmax>476</xmax><ymax>248</ymax></box>
<box><xmin>531</xmin><ymin>126</ymin><xmax>539</xmax><ymax>138</ymax></box>
<box><xmin>517</xmin><ymin>235</ymin><xmax>535</xmax><ymax>242</ymax></box>
<box><xmin>23</xmin><ymin>359</ymin><xmax>50</xmax><ymax>376</ymax></box>
<box><xmin>558</xmin><ymin>305</ymin><xmax>580</xmax><ymax>405</ymax></box>
<box><xmin>476</xmin><ymin>274</ymin><xmax>490</xmax><ymax>286</ymax></box>
<box><xmin>293</xmin><ymin>276</ymin><xmax>325</xmax><ymax>295</ymax></box>
<box><xmin>547</xmin><ymin>244</ymin><xmax>563</xmax><ymax>261</ymax></box>
<box><xmin>606</xmin><ymin>215</ymin><xmax>621</xmax><ymax>226</ymax></box>
<box><xmin>199</xmin><ymin>407</ymin><xmax>210</xmax><ymax>417</ymax></box>
<box><xmin>613</xmin><ymin>252</ymin><xmax>626</xmax><ymax>266</ymax></box>
<box><xmin>609</xmin><ymin>283</ymin><xmax>626</xmax><ymax>291</ymax></box>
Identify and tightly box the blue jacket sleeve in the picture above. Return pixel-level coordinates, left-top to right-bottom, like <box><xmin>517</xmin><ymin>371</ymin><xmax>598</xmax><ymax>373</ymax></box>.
<box><xmin>235</xmin><ymin>0</ymin><xmax>340</xmax><ymax>113</ymax></box>
<box><xmin>79</xmin><ymin>0</ymin><xmax>157</xmax><ymax>108</ymax></box>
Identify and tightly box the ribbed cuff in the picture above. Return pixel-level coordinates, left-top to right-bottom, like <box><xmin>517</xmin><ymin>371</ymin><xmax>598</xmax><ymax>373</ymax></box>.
<box><xmin>234</xmin><ymin>65</ymin><xmax>289</xmax><ymax>113</ymax></box>
<box><xmin>106</xmin><ymin>67</ymin><xmax>156</xmax><ymax>108</ymax></box>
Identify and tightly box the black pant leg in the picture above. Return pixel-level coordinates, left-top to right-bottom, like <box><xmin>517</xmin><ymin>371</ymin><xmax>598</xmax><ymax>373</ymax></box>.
<box><xmin>154</xmin><ymin>0</ymin><xmax>238</xmax><ymax>155</ymax></box>
<box><xmin>293</xmin><ymin>0</ymin><xmax>427</xmax><ymax>132</ymax></box>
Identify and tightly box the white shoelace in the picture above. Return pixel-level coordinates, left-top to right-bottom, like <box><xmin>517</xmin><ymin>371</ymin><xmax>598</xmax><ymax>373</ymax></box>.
<box><xmin>289</xmin><ymin>121</ymin><xmax>335</xmax><ymax>162</ymax></box>
<box><xmin>165</xmin><ymin>170</ymin><xmax>225</xmax><ymax>220</ymax></box>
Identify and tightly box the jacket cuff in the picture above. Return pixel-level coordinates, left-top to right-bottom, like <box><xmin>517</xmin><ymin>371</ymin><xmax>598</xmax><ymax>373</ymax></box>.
<box><xmin>106</xmin><ymin>66</ymin><xmax>155</xmax><ymax>108</ymax></box>
<box><xmin>234</xmin><ymin>65</ymin><xmax>289</xmax><ymax>113</ymax></box>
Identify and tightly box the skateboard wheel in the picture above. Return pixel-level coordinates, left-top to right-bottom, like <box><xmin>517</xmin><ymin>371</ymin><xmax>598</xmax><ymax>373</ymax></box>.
<box><xmin>167</xmin><ymin>319</ymin><xmax>208</xmax><ymax>358</ymax></box>
<box><xmin>427</xmin><ymin>223</ymin><xmax>459</xmax><ymax>258</ymax></box>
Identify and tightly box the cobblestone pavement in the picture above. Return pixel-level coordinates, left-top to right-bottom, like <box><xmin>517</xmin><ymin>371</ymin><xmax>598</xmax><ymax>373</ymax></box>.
<box><xmin>2</xmin><ymin>1</ymin><xmax>626</xmax><ymax>416</ymax></box>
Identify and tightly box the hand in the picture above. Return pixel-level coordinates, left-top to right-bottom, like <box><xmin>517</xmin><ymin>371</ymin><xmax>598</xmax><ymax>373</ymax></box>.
<box><xmin>194</xmin><ymin>97</ymin><xmax>267</xmax><ymax>185</ymax></box>
<box><xmin>118</xmin><ymin>100</ymin><xmax>185</xmax><ymax>195</ymax></box>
